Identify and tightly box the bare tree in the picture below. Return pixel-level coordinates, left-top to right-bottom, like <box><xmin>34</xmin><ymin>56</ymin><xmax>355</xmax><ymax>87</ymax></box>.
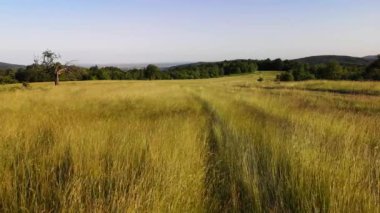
<box><xmin>54</xmin><ymin>62</ymin><xmax>76</xmax><ymax>86</ymax></box>
<box><xmin>39</xmin><ymin>50</ymin><xmax>76</xmax><ymax>86</ymax></box>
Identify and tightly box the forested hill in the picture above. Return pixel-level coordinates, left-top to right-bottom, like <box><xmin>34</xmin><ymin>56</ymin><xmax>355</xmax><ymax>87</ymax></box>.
<box><xmin>293</xmin><ymin>55</ymin><xmax>374</xmax><ymax>66</ymax></box>
<box><xmin>0</xmin><ymin>62</ymin><xmax>25</xmax><ymax>69</ymax></box>
<box><xmin>363</xmin><ymin>55</ymin><xmax>379</xmax><ymax>61</ymax></box>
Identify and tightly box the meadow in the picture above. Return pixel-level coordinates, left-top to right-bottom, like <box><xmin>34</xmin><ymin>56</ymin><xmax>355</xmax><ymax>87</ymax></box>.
<box><xmin>0</xmin><ymin>73</ymin><xmax>379</xmax><ymax>212</ymax></box>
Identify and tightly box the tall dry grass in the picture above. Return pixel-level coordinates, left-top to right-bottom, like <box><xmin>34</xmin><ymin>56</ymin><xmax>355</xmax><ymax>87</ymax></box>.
<box><xmin>0</xmin><ymin>81</ymin><xmax>207</xmax><ymax>211</ymax></box>
<box><xmin>0</xmin><ymin>74</ymin><xmax>379</xmax><ymax>212</ymax></box>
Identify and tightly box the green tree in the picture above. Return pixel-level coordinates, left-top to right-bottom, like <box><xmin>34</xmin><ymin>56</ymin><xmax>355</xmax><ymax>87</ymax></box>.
<box><xmin>317</xmin><ymin>61</ymin><xmax>345</xmax><ymax>80</ymax></box>
<box><xmin>277</xmin><ymin>72</ymin><xmax>294</xmax><ymax>81</ymax></box>
<box><xmin>364</xmin><ymin>55</ymin><xmax>380</xmax><ymax>80</ymax></box>
<box><xmin>291</xmin><ymin>63</ymin><xmax>315</xmax><ymax>81</ymax></box>
<box><xmin>97</xmin><ymin>68</ymin><xmax>111</xmax><ymax>80</ymax></box>
<box><xmin>145</xmin><ymin>65</ymin><xmax>161</xmax><ymax>80</ymax></box>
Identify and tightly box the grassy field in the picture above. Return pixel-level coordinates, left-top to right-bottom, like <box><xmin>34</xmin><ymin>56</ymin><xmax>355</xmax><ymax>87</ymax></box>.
<box><xmin>0</xmin><ymin>73</ymin><xmax>379</xmax><ymax>212</ymax></box>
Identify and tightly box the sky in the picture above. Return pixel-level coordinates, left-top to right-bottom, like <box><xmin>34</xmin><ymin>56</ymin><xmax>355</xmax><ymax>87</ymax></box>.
<box><xmin>0</xmin><ymin>0</ymin><xmax>379</xmax><ymax>65</ymax></box>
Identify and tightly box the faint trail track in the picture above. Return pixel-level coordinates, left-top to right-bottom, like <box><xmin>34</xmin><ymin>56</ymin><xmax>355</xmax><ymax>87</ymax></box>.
<box><xmin>190</xmin><ymin>90</ymin><xmax>332</xmax><ymax>212</ymax></box>
<box><xmin>191</xmin><ymin>93</ymin><xmax>257</xmax><ymax>212</ymax></box>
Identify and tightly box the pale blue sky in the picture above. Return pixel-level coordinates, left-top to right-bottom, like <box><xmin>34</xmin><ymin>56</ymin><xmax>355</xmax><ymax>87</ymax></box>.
<box><xmin>0</xmin><ymin>0</ymin><xmax>379</xmax><ymax>64</ymax></box>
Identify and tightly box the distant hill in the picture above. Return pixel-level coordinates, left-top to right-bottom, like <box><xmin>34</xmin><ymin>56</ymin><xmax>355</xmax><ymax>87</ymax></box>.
<box><xmin>293</xmin><ymin>55</ymin><xmax>373</xmax><ymax>66</ymax></box>
<box><xmin>168</xmin><ymin>62</ymin><xmax>208</xmax><ymax>69</ymax></box>
<box><xmin>170</xmin><ymin>55</ymin><xmax>379</xmax><ymax>70</ymax></box>
<box><xmin>0</xmin><ymin>62</ymin><xmax>25</xmax><ymax>69</ymax></box>
<box><xmin>167</xmin><ymin>59</ymin><xmax>253</xmax><ymax>69</ymax></box>
<box><xmin>76</xmin><ymin>62</ymin><xmax>187</xmax><ymax>70</ymax></box>
<box><xmin>362</xmin><ymin>55</ymin><xmax>379</xmax><ymax>62</ymax></box>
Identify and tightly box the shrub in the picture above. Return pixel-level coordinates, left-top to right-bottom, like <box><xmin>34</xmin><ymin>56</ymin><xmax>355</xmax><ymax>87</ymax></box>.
<box><xmin>364</xmin><ymin>56</ymin><xmax>380</xmax><ymax>80</ymax></box>
<box><xmin>22</xmin><ymin>82</ymin><xmax>30</xmax><ymax>88</ymax></box>
<box><xmin>0</xmin><ymin>76</ymin><xmax>17</xmax><ymax>84</ymax></box>
<box><xmin>277</xmin><ymin>72</ymin><xmax>294</xmax><ymax>81</ymax></box>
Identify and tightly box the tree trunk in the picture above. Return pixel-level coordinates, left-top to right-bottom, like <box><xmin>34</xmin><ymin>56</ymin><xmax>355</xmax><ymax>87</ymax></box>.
<box><xmin>55</xmin><ymin>73</ymin><xmax>59</xmax><ymax>86</ymax></box>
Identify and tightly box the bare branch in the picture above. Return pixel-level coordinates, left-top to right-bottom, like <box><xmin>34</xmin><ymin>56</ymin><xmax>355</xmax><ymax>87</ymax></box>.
<box><xmin>64</xmin><ymin>60</ymin><xmax>78</xmax><ymax>66</ymax></box>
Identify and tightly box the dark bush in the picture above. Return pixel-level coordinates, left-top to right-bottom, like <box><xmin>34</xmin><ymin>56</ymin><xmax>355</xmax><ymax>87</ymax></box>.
<box><xmin>277</xmin><ymin>72</ymin><xmax>294</xmax><ymax>81</ymax></box>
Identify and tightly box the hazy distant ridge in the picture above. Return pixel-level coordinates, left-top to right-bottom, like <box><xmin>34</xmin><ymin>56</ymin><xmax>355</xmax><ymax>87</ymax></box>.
<box><xmin>293</xmin><ymin>55</ymin><xmax>377</xmax><ymax>66</ymax></box>
<box><xmin>0</xmin><ymin>62</ymin><xmax>25</xmax><ymax>69</ymax></box>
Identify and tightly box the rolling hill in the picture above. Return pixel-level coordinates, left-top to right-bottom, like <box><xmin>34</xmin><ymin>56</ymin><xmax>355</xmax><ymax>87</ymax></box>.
<box><xmin>0</xmin><ymin>62</ymin><xmax>25</xmax><ymax>69</ymax></box>
<box><xmin>363</xmin><ymin>55</ymin><xmax>379</xmax><ymax>61</ymax></box>
<box><xmin>293</xmin><ymin>55</ymin><xmax>375</xmax><ymax>66</ymax></box>
<box><xmin>169</xmin><ymin>55</ymin><xmax>379</xmax><ymax>70</ymax></box>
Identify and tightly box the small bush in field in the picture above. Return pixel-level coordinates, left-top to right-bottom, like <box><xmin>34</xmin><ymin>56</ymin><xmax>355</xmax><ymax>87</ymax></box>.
<box><xmin>22</xmin><ymin>82</ymin><xmax>30</xmax><ymax>88</ymax></box>
<box><xmin>277</xmin><ymin>72</ymin><xmax>294</xmax><ymax>81</ymax></box>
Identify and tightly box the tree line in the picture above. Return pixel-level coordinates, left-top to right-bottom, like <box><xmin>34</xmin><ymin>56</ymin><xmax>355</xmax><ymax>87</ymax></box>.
<box><xmin>0</xmin><ymin>51</ymin><xmax>259</xmax><ymax>84</ymax></box>
<box><xmin>0</xmin><ymin>56</ymin><xmax>313</xmax><ymax>84</ymax></box>
<box><xmin>1</xmin><ymin>51</ymin><xmax>379</xmax><ymax>85</ymax></box>
<box><xmin>0</xmin><ymin>61</ymin><xmax>258</xmax><ymax>84</ymax></box>
<box><xmin>277</xmin><ymin>56</ymin><xmax>380</xmax><ymax>81</ymax></box>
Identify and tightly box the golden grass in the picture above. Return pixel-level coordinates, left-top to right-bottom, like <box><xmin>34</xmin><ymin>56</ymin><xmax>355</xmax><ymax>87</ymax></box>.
<box><xmin>0</xmin><ymin>74</ymin><xmax>379</xmax><ymax>212</ymax></box>
<box><xmin>251</xmin><ymin>76</ymin><xmax>380</xmax><ymax>96</ymax></box>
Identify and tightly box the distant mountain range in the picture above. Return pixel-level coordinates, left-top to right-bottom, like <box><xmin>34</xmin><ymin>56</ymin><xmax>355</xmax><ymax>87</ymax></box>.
<box><xmin>0</xmin><ymin>62</ymin><xmax>25</xmax><ymax>69</ymax></box>
<box><xmin>293</xmin><ymin>55</ymin><xmax>378</xmax><ymax>66</ymax></box>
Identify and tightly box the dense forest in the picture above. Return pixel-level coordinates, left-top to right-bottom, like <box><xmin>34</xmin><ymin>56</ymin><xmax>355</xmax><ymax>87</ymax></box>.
<box><xmin>0</xmin><ymin>54</ymin><xmax>379</xmax><ymax>84</ymax></box>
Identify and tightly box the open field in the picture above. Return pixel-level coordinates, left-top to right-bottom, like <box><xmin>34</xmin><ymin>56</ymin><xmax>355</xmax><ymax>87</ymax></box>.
<box><xmin>0</xmin><ymin>73</ymin><xmax>379</xmax><ymax>212</ymax></box>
